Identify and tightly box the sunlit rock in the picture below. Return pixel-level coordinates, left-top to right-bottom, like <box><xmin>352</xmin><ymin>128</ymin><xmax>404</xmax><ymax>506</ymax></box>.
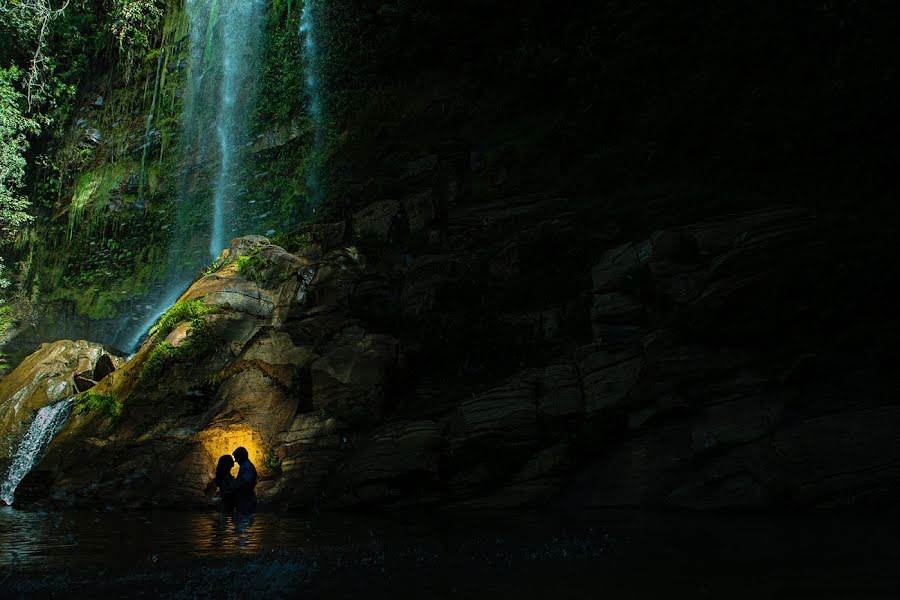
<box><xmin>0</xmin><ymin>340</ymin><xmax>121</xmax><ymax>464</ymax></box>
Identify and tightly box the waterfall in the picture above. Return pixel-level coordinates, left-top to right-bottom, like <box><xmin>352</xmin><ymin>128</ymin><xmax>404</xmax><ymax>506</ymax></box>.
<box><xmin>300</xmin><ymin>0</ymin><xmax>324</xmax><ymax>205</ymax></box>
<box><xmin>119</xmin><ymin>282</ymin><xmax>189</xmax><ymax>354</ymax></box>
<box><xmin>189</xmin><ymin>0</ymin><xmax>268</xmax><ymax>259</ymax></box>
<box><xmin>1</xmin><ymin>399</ymin><xmax>74</xmax><ymax>506</ymax></box>
<box><xmin>112</xmin><ymin>0</ymin><xmax>266</xmax><ymax>352</ymax></box>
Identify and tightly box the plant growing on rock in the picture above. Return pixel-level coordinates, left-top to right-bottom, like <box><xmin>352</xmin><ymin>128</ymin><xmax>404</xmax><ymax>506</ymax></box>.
<box><xmin>237</xmin><ymin>251</ymin><xmax>276</xmax><ymax>284</ymax></box>
<box><xmin>270</xmin><ymin>230</ymin><xmax>312</xmax><ymax>253</ymax></box>
<box><xmin>262</xmin><ymin>447</ymin><xmax>282</xmax><ymax>474</ymax></box>
<box><xmin>75</xmin><ymin>390</ymin><xmax>123</xmax><ymax>432</ymax></box>
<box><xmin>139</xmin><ymin>300</ymin><xmax>222</xmax><ymax>389</ymax></box>
<box><xmin>152</xmin><ymin>298</ymin><xmax>218</xmax><ymax>340</ymax></box>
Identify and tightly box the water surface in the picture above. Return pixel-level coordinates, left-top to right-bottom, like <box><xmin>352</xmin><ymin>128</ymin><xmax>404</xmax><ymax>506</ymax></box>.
<box><xmin>1</xmin><ymin>508</ymin><xmax>896</xmax><ymax>598</ymax></box>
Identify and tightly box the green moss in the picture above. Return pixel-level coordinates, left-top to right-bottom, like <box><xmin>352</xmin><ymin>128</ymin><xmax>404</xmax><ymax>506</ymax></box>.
<box><xmin>75</xmin><ymin>390</ymin><xmax>124</xmax><ymax>431</ymax></box>
<box><xmin>138</xmin><ymin>300</ymin><xmax>222</xmax><ymax>389</ymax></box>
<box><xmin>235</xmin><ymin>254</ymin><xmax>251</xmax><ymax>272</ymax></box>
<box><xmin>152</xmin><ymin>298</ymin><xmax>218</xmax><ymax>340</ymax></box>
<box><xmin>237</xmin><ymin>252</ymin><xmax>275</xmax><ymax>284</ymax></box>
<box><xmin>86</xmin><ymin>290</ymin><xmax>123</xmax><ymax>320</ymax></box>
<box><xmin>67</xmin><ymin>163</ymin><xmax>129</xmax><ymax>242</ymax></box>
<box><xmin>139</xmin><ymin>341</ymin><xmax>179</xmax><ymax>387</ymax></box>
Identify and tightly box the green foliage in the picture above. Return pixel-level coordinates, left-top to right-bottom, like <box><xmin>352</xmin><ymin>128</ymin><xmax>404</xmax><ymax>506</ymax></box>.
<box><xmin>0</xmin><ymin>67</ymin><xmax>39</xmax><ymax>287</ymax></box>
<box><xmin>108</xmin><ymin>0</ymin><xmax>164</xmax><ymax>64</ymax></box>
<box><xmin>236</xmin><ymin>252</ymin><xmax>275</xmax><ymax>284</ymax></box>
<box><xmin>0</xmin><ymin>302</ymin><xmax>13</xmax><ymax>338</ymax></box>
<box><xmin>256</xmin><ymin>8</ymin><xmax>307</xmax><ymax>125</ymax></box>
<box><xmin>270</xmin><ymin>229</ymin><xmax>313</xmax><ymax>252</ymax></box>
<box><xmin>139</xmin><ymin>340</ymin><xmax>178</xmax><ymax>387</ymax></box>
<box><xmin>152</xmin><ymin>298</ymin><xmax>218</xmax><ymax>340</ymax></box>
<box><xmin>202</xmin><ymin>258</ymin><xmax>224</xmax><ymax>277</ymax></box>
<box><xmin>139</xmin><ymin>299</ymin><xmax>222</xmax><ymax>389</ymax></box>
<box><xmin>75</xmin><ymin>390</ymin><xmax>124</xmax><ymax>431</ymax></box>
<box><xmin>262</xmin><ymin>447</ymin><xmax>282</xmax><ymax>473</ymax></box>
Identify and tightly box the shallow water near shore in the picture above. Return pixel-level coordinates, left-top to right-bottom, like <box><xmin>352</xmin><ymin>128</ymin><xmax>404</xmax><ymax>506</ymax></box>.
<box><xmin>1</xmin><ymin>508</ymin><xmax>898</xmax><ymax>598</ymax></box>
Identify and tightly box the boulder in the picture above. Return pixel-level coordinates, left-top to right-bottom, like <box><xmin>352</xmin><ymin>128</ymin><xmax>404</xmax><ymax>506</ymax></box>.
<box><xmin>567</xmin><ymin>422</ymin><xmax>693</xmax><ymax>508</ymax></box>
<box><xmin>448</xmin><ymin>380</ymin><xmax>539</xmax><ymax>465</ymax></box>
<box><xmin>522</xmin><ymin>363</ymin><xmax>583</xmax><ymax>420</ymax></box>
<box><xmin>401</xmin><ymin>190</ymin><xmax>435</xmax><ymax>233</ymax></box>
<box><xmin>273</xmin><ymin>413</ymin><xmax>345</xmax><ymax>509</ymax></box>
<box><xmin>401</xmin><ymin>254</ymin><xmax>453</xmax><ymax>317</ymax></box>
<box><xmin>326</xmin><ymin>420</ymin><xmax>442</xmax><ymax>508</ymax></box>
<box><xmin>451</xmin><ymin>443</ymin><xmax>574</xmax><ymax>509</ymax></box>
<box><xmin>577</xmin><ymin>346</ymin><xmax>643</xmax><ymax>416</ymax></box>
<box><xmin>352</xmin><ymin>199</ymin><xmax>402</xmax><ymax>239</ymax></box>
<box><xmin>591</xmin><ymin>242</ymin><xmax>650</xmax><ymax>293</ymax></box>
<box><xmin>305</xmin><ymin>248</ymin><xmax>364</xmax><ymax>308</ymax></box>
<box><xmin>0</xmin><ymin>340</ymin><xmax>122</xmax><ymax>463</ymax></box>
<box><xmin>240</xmin><ymin>330</ymin><xmax>317</xmax><ymax>367</ymax></box>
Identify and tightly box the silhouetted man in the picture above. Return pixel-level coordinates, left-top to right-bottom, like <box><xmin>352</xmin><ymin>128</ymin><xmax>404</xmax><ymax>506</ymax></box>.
<box><xmin>231</xmin><ymin>447</ymin><xmax>258</xmax><ymax>514</ymax></box>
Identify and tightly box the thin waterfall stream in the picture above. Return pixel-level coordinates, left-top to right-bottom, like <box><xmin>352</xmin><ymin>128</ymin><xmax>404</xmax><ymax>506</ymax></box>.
<box><xmin>112</xmin><ymin>0</ymin><xmax>267</xmax><ymax>353</ymax></box>
<box><xmin>300</xmin><ymin>0</ymin><xmax>323</xmax><ymax>205</ymax></box>
<box><xmin>204</xmin><ymin>0</ymin><xmax>266</xmax><ymax>259</ymax></box>
<box><xmin>0</xmin><ymin>398</ymin><xmax>74</xmax><ymax>506</ymax></box>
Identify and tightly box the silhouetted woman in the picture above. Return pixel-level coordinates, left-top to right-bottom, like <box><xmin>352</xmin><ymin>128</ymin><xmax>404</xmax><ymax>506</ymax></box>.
<box><xmin>215</xmin><ymin>454</ymin><xmax>237</xmax><ymax>514</ymax></box>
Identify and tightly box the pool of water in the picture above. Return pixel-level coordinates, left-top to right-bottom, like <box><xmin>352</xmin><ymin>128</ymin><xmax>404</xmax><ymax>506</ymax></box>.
<box><xmin>1</xmin><ymin>508</ymin><xmax>897</xmax><ymax>598</ymax></box>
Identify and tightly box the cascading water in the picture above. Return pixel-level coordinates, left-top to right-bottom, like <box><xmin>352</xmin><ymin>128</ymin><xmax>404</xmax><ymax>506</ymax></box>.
<box><xmin>199</xmin><ymin>0</ymin><xmax>267</xmax><ymax>259</ymax></box>
<box><xmin>112</xmin><ymin>0</ymin><xmax>267</xmax><ymax>352</ymax></box>
<box><xmin>300</xmin><ymin>0</ymin><xmax>324</xmax><ymax>205</ymax></box>
<box><xmin>0</xmin><ymin>399</ymin><xmax>74</xmax><ymax>506</ymax></box>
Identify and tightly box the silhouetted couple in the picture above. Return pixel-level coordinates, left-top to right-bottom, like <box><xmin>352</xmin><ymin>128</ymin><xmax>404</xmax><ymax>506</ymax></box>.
<box><xmin>214</xmin><ymin>447</ymin><xmax>258</xmax><ymax>515</ymax></box>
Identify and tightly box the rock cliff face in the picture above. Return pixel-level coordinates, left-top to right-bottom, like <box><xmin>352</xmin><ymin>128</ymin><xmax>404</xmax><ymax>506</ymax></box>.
<box><xmin>2</xmin><ymin>200</ymin><xmax>896</xmax><ymax>512</ymax></box>
<box><xmin>0</xmin><ymin>340</ymin><xmax>121</xmax><ymax>475</ymax></box>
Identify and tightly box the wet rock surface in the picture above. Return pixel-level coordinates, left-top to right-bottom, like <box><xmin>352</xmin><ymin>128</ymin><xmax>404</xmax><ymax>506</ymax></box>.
<box><xmin>0</xmin><ymin>341</ymin><xmax>121</xmax><ymax>470</ymax></box>
<box><xmin>1</xmin><ymin>200</ymin><xmax>897</xmax><ymax>513</ymax></box>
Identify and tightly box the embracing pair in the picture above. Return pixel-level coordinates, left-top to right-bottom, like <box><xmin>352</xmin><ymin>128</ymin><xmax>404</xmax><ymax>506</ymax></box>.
<box><xmin>214</xmin><ymin>447</ymin><xmax>258</xmax><ymax>515</ymax></box>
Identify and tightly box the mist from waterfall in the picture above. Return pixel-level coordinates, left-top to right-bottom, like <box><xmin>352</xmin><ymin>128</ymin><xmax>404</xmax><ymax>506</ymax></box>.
<box><xmin>0</xmin><ymin>399</ymin><xmax>73</xmax><ymax>506</ymax></box>
<box><xmin>112</xmin><ymin>0</ymin><xmax>267</xmax><ymax>352</ymax></box>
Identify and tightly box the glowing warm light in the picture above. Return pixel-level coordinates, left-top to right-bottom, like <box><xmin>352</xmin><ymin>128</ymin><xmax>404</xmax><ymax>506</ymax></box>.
<box><xmin>198</xmin><ymin>425</ymin><xmax>265</xmax><ymax>476</ymax></box>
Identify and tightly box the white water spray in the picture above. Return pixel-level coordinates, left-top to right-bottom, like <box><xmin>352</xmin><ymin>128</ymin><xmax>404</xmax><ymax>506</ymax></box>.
<box><xmin>1</xmin><ymin>399</ymin><xmax>74</xmax><ymax>506</ymax></box>
<box><xmin>200</xmin><ymin>0</ymin><xmax>267</xmax><ymax>259</ymax></box>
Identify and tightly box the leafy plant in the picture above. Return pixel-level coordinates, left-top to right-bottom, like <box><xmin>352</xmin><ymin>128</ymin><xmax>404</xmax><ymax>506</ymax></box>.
<box><xmin>139</xmin><ymin>340</ymin><xmax>178</xmax><ymax>387</ymax></box>
<box><xmin>262</xmin><ymin>447</ymin><xmax>282</xmax><ymax>473</ymax></box>
<box><xmin>0</xmin><ymin>67</ymin><xmax>39</xmax><ymax>288</ymax></box>
<box><xmin>270</xmin><ymin>229</ymin><xmax>313</xmax><ymax>252</ymax></box>
<box><xmin>237</xmin><ymin>252</ymin><xmax>275</xmax><ymax>284</ymax></box>
<box><xmin>75</xmin><ymin>390</ymin><xmax>124</xmax><ymax>431</ymax></box>
<box><xmin>152</xmin><ymin>298</ymin><xmax>218</xmax><ymax>340</ymax></box>
<box><xmin>138</xmin><ymin>298</ymin><xmax>222</xmax><ymax>388</ymax></box>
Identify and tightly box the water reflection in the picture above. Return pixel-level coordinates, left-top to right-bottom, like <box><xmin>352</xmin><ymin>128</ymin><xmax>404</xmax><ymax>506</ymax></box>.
<box><xmin>0</xmin><ymin>507</ymin><xmax>267</xmax><ymax>568</ymax></box>
<box><xmin>2</xmin><ymin>505</ymin><xmax>896</xmax><ymax>600</ymax></box>
<box><xmin>208</xmin><ymin>513</ymin><xmax>257</xmax><ymax>552</ymax></box>
<box><xmin>0</xmin><ymin>507</ymin><xmax>369</xmax><ymax>569</ymax></box>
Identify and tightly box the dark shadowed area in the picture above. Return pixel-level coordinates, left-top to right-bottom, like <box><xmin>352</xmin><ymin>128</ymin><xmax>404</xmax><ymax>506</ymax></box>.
<box><xmin>1</xmin><ymin>0</ymin><xmax>900</xmax><ymax>597</ymax></box>
<box><xmin>3</xmin><ymin>508</ymin><xmax>899</xmax><ymax>599</ymax></box>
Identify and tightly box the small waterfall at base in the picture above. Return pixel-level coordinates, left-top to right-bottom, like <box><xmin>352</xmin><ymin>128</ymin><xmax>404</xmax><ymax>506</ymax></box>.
<box><xmin>1</xmin><ymin>399</ymin><xmax>74</xmax><ymax>506</ymax></box>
